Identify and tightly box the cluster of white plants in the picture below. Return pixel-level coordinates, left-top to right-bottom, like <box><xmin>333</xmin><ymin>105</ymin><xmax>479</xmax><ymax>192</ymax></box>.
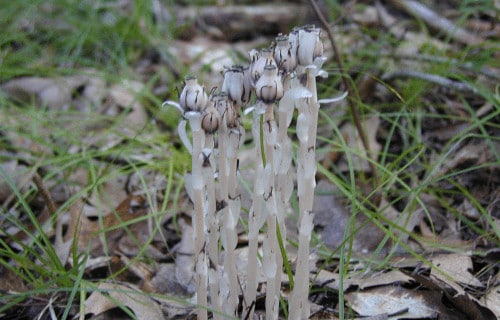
<box><xmin>163</xmin><ymin>25</ymin><xmax>346</xmax><ymax>320</ymax></box>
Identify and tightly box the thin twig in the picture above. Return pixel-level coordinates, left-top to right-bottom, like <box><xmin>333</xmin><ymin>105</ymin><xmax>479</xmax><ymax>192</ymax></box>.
<box><xmin>308</xmin><ymin>0</ymin><xmax>381</xmax><ymax>195</ymax></box>
<box><xmin>356</xmin><ymin>50</ymin><xmax>500</xmax><ymax>82</ymax></box>
<box><xmin>386</xmin><ymin>0</ymin><xmax>483</xmax><ymax>46</ymax></box>
<box><xmin>382</xmin><ymin>70</ymin><xmax>478</xmax><ymax>94</ymax></box>
<box><xmin>32</xmin><ymin>173</ymin><xmax>57</xmax><ymax>216</ymax></box>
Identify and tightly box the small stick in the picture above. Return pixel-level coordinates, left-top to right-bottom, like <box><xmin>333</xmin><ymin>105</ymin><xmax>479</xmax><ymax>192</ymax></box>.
<box><xmin>386</xmin><ymin>0</ymin><xmax>483</xmax><ymax>46</ymax></box>
<box><xmin>33</xmin><ymin>173</ymin><xmax>57</xmax><ymax>216</ymax></box>
<box><xmin>382</xmin><ymin>70</ymin><xmax>478</xmax><ymax>94</ymax></box>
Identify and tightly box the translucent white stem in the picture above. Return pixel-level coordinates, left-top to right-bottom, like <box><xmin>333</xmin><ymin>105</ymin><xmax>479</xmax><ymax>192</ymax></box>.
<box><xmin>243</xmin><ymin>111</ymin><xmax>266</xmax><ymax>320</ymax></box>
<box><xmin>263</xmin><ymin>216</ymin><xmax>279</xmax><ymax>320</ymax></box>
<box><xmin>217</xmin><ymin>123</ymin><xmax>231</xmax><ymax>317</ymax></box>
<box><xmin>221</xmin><ymin>127</ymin><xmax>243</xmax><ymax>317</ymax></box>
<box><xmin>263</xmin><ymin>104</ymin><xmax>281</xmax><ymax>320</ymax></box>
<box><xmin>290</xmin><ymin>66</ymin><xmax>320</xmax><ymax>320</ymax></box>
<box><xmin>288</xmin><ymin>212</ymin><xmax>313</xmax><ymax>320</ymax></box>
<box><xmin>203</xmin><ymin>148</ymin><xmax>222</xmax><ymax>318</ymax></box>
<box><xmin>187</xmin><ymin>113</ymin><xmax>208</xmax><ymax>320</ymax></box>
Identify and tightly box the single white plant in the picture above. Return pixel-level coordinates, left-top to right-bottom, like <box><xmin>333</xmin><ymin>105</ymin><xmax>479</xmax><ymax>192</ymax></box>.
<box><xmin>163</xmin><ymin>76</ymin><xmax>211</xmax><ymax>320</ymax></box>
<box><xmin>255</xmin><ymin>63</ymin><xmax>284</xmax><ymax>320</ymax></box>
<box><xmin>289</xmin><ymin>25</ymin><xmax>347</xmax><ymax>320</ymax></box>
<box><xmin>218</xmin><ymin>66</ymin><xmax>249</xmax><ymax>316</ymax></box>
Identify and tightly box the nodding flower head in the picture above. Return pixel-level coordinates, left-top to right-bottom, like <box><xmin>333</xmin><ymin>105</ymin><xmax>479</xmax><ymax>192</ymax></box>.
<box><xmin>255</xmin><ymin>64</ymin><xmax>283</xmax><ymax>104</ymax></box>
<box><xmin>179</xmin><ymin>76</ymin><xmax>208</xmax><ymax>113</ymax></box>
<box><xmin>250</xmin><ymin>48</ymin><xmax>277</xmax><ymax>85</ymax></box>
<box><xmin>297</xmin><ymin>25</ymin><xmax>323</xmax><ymax>66</ymax></box>
<box><xmin>222</xmin><ymin>66</ymin><xmax>252</xmax><ymax>106</ymax></box>
<box><xmin>213</xmin><ymin>93</ymin><xmax>239</xmax><ymax>128</ymax></box>
<box><xmin>274</xmin><ymin>34</ymin><xmax>297</xmax><ymax>73</ymax></box>
<box><xmin>201</xmin><ymin>101</ymin><xmax>221</xmax><ymax>134</ymax></box>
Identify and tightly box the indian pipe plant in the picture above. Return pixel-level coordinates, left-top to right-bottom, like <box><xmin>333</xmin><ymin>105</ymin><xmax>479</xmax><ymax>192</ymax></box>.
<box><xmin>163</xmin><ymin>25</ymin><xmax>346</xmax><ymax>320</ymax></box>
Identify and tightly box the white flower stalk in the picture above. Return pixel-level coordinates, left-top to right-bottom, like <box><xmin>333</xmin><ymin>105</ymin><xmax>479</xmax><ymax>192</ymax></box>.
<box><xmin>163</xmin><ymin>76</ymin><xmax>210</xmax><ymax>320</ymax></box>
<box><xmin>262</xmin><ymin>215</ymin><xmax>279</xmax><ymax>319</ymax></box>
<box><xmin>290</xmin><ymin>25</ymin><xmax>347</xmax><ymax>320</ymax></box>
<box><xmin>288</xmin><ymin>211</ymin><xmax>314</xmax><ymax>320</ymax></box>
<box><xmin>294</xmin><ymin>36</ymin><xmax>326</xmax><ymax>319</ymax></box>
<box><xmin>201</xmin><ymin>98</ymin><xmax>223</xmax><ymax>318</ymax></box>
<box><xmin>243</xmin><ymin>52</ymin><xmax>281</xmax><ymax>319</ymax></box>
<box><xmin>216</xmin><ymin>91</ymin><xmax>244</xmax><ymax>317</ymax></box>
<box><xmin>255</xmin><ymin>64</ymin><xmax>283</xmax><ymax>320</ymax></box>
<box><xmin>243</xmin><ymin>105</ymin><xmax>266</xmax><ymax>320</ymax></box>
<box><xmin>275</xmin><ymin>77</ymin><xmax>313</xmax><ymax>261</ymax></box>
<box><xmin>202</xmin><ymin>148</ymin><xmax>222</xmax><ymax>317</ymax></box>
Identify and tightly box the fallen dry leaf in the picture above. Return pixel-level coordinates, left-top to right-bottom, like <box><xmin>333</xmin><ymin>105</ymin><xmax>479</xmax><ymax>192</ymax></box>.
<box><xmin>0</xmin><ymin>264</ymin><xmax>29</xmax><ymax>293</ymax></box>
<box><xmin>65</xmin><ymin>195</ymin><xmax>153</xmax><ymax>257</ymax></box>
<box><xmin>0</xmin><ymin>160</ymin><xmax>34</xmax><ymax>206</ymax></box>
<box><xmin>83</xmin><ymin>282</ymin><xmax>163</xmax><ymax>320</ymax></box>
<box><xmin>481</xmin><ymin>284</ymin><xmax>500</xmax><ymax>318</ymax></box>
<box><xmin>346</xmin><ymin>286</ymin><xmax>441</xmax><ymax>319</ymax></box>
<box><xmin>1</xmin><ymin>75</ymin><xmax>92</xmax><ymax>110</ymax></box>
<box><xmin>405</xmin><ymin>267</ymin><xmax>497</xmax><ymax>320</ymax></box>
<box><xmin>430</xmin><ymin>253</ymin><xmax>484</xmax><ymax>288</ymax></box>
<box><xmin>313</xmin><ymin>269</ymin><xmax>412</xmax><ymax>293</ymax></box>
<box><xmin>109</xmin><ymin>80</ymin><xmax>148</xmax><ymax>130</ymax></box>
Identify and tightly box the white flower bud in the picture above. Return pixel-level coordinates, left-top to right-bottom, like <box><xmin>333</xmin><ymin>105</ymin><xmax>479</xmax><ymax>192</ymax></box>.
<box><xmin>201</xmin><ymin>102</ymin><xmax>220</xmax><ymax>134</ymax></box>
<box><xmin>297</xmin><ymin>25</ymin><xmax>322</xmax><ymax>66</ymax></box>
<box><xmin>242</xmin><ymin>66</ymin><xmax>253</xmax><ymax>103</ymax></box>
<box><xmin>213</xmin><ymin>93</ymin><xmax>239</xmax><ymax>128</ymax></box>
<box><xmin>179</xmin><ymin>76</ymin><xmax>207</xmax><ymax>113</ymax></box>
<box><xmin>274</xmin><ymin>34</ymin><xmax>297</xmax><ymax>73</ymax></box>
<box><xmin>224</xmin><ymin>102</ymin><xmax>239</xmax><ymax>128</ymax></box>
<box><xmin>289</xmin><ymin>27</ymin><xmax>300</xmax><ymax>56</ymax></box>
<box><xmin>250</xmin><ymin>48</ymin><xmax>277</xmax><ymax>84</ymax></box>
<box><xmin>248</xmin><ymin>48</ymin><xmax>259</xmax><ymax>64</ymax></box>
<box><xmin>304</xmin><ymin>24</ymin><xmax>324</xmax><ymax>58</ymax></box>
<box><xmin>255</xmin><ymin>64</ymin><xmax>283</xmax><ymax>104</ymax></box>
<box><xmin>221</xmin><ymin>66</ymin><xmax>252</xmax><ymax>106</ymax></box>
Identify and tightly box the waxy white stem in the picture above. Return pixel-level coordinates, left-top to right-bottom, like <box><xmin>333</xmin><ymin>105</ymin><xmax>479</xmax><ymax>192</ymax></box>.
<box><xmin>186</xmin><ymin>112</ymin><xmax>208</xmax><ymax>320</ymax></box>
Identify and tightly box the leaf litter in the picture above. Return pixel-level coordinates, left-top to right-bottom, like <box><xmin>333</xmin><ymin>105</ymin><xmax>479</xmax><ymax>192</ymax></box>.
<box><xmin>0</xmin><ymin>0</ymin><xmax>499</xmax><ymax>319</ymax></box>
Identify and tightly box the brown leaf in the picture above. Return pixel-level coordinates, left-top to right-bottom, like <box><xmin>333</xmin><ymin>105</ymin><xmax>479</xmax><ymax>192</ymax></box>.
<box><xmin>0</xmin><ymin>265</ymin><xmax>29</xmax><ymax>293</ymax></box>
<box><xmin>66</xmin><ymin>195</ymin><xmax>151</xmax><ymax>256</ymax></box>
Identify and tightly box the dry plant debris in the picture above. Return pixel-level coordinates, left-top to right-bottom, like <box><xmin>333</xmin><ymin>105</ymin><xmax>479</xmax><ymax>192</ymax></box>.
<box><xmin>0</xmin><ymin>0</ymin><xmax>499</xmax><ymax>319</ymax></box>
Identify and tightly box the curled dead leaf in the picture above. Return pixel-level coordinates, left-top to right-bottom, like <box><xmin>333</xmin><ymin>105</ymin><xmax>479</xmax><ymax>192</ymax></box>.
<box><xmin>82</xmin><ymin>282</ymin><xmax>163</xmax><ymax>320</ymax></box>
